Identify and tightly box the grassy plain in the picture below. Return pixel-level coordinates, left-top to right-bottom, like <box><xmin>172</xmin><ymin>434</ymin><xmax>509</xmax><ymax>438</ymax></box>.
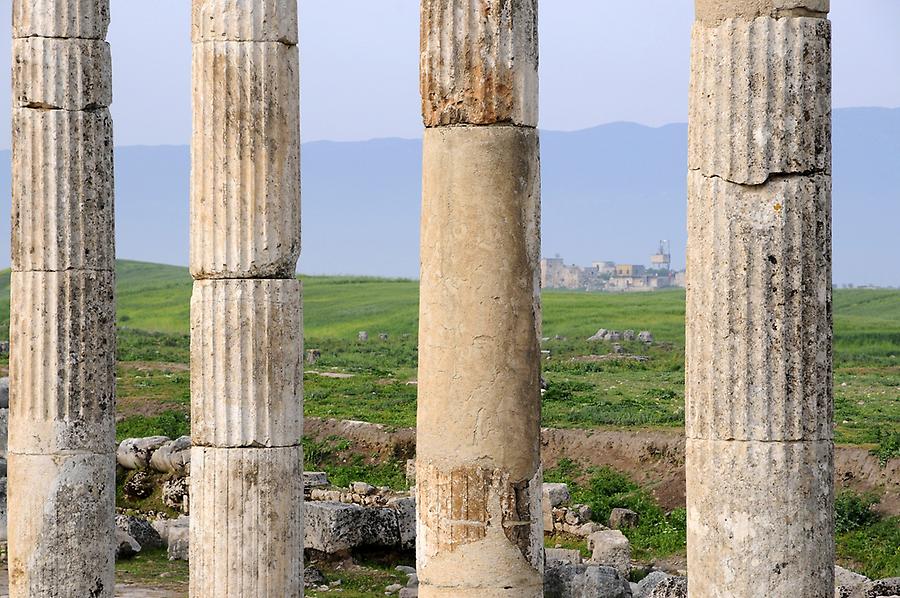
<box><xmin>0</xmin><ymin>261</ymin><xmax>896</xmax><ymax>582</ymax></box>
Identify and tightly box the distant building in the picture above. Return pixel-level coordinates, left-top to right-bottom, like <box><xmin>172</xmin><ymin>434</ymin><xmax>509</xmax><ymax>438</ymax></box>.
<box><xmin>541</xmin><ymin>244</ymin><xmax>686</xmax><ymax>292</ymax></box>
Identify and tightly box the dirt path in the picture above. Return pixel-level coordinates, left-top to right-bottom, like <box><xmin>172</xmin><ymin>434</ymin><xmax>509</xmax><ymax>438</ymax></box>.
<box><xmin>306</xmin><ymin>417</ymin><xmax>900</xmax><ymax>515</ymax></box>
<box><xmin>0</xmin><ymin>571</ymin><xmax>183</xmax><ymax>597</ymax></box>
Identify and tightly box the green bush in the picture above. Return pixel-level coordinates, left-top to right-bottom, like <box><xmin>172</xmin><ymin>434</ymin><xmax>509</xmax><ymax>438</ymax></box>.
<box><xmin>835</xmin><ymin>491</ymin><xmax>880</xmax><ymax>533</ymax></box>
<box><xmin>871</xmin><ymin>429</ymin><xmax>900</xmax><ymax>466</ymax></box>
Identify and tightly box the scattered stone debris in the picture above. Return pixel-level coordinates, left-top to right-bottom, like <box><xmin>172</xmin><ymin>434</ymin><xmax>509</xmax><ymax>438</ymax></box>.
<box><xmin>115</xmin><ymin>529</ymin><xmax>141</xmax><ymax>560</ymax></box>
<box><xmin>379</xmin><ymin>333</ymin><xmax>389</xmax><ymax>341</ymax></box>
<box><xmin>609</xmin><ymin>507</ymin><xmax>640</xmax><ymax>530</ymax></box>
<box><xmin>645</xmin><ymin>576</ymin><xmax>687</xmax><ymax>598</ymax></box>
<box><xmin>305</xmin><ymin>349</ymin><xmax>321</xmax><ymax>364</ymax></box>
<box><xmin>358</xmin><ymin>331</ymin><xmax>369</xmax><ymax>342</ymax></box>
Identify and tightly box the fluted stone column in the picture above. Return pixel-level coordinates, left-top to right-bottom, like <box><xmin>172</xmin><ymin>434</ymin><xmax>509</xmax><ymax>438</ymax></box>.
<box><xmin>189</xmin><ymin>1</ymin><xmax>303</xmax><ymax>596</ymax></box>
<box><xmin>416</xmin><ymin>1</ymin><xmax>543</xmax><ymax>596</ymax></box>
<box><xmin>686</xmin><ymin>1</ymin><xmax>833</xmax><ymax>597</ymax></box>
<box><xmin>8</xmin><ymin>1</ymin><xmax>116</xmax><ymax>596</ymax></box>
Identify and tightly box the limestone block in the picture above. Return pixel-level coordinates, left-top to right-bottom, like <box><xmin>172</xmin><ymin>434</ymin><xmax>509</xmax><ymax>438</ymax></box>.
<box><xmin>689</xmin><ymin>16</ymin><xmax>831</xmax><ymax>184</ymax></box>
<box><xmin>637</xmin><ymin>571</ymin><xmax>673</xmax><ymax>597</ymax></box>
<box><xmin>545</xmin><ymin>548</ymin><xmax>582</xmax><ymax>566</ymax></box>
<box><xmin>192</xmin><ymin>0</ymin><xmax>297</xmax><ymax>44</ymax></box>
<box><xmin>9</xmin><ymin>270</ymin><xmax>115</xmax><ymax>454</ymax></box>
<box><xmin>303</xmin><ymin>471</ymin><xmax>329</xmax><ymax>488</ymax></box>
<box><xmin>543</xmin><ymin>482</ymin><xmax>571</xmax><ymax>508</ymax></box>
<box><xmin>116</xmin><ymin>514</ymin><xmax>164</xmax><ymax>551</ymax></box>
<box><xmin>0</xmin><ymin>409</ymin><xmax>7</xmax><ymax>460</ymax></box>
<box><xmin>115</xmin><ymin>529</ymin><xmax>141</xmax><ymax>560</ymax></box>
<box><xmin>647</xmin><ymin>577</ymin><xmax>687</xmax><ymax>598</ymax></box>
<box><xmin>13</xmin><ymin>37</ymin><xmax>112</xmax><ymax>110</ymax></box>
<box><xmin>168</xmin><ymin>525</ymin><xmax>190</xmax><ymax>561</ymax></box>
<box><xmin>13</xmin><ymin>0</ymin><xmax>110</xmax><ymax>39</ymax></box>
<box><xmin>415</xmin><ymin>461</ymin><xmax>543</xmax><ymax>596</ymax></box>
<box><xmin>421</xmin><ymin>0</ymin><xmax>538</xmax><ymax>127</ymax></box>
<box><xmin>190</xmin><ymin>446</ymin><xmax>303</xmax><ymax>597</ymax></box>
<box><xmin>7</xmin><ymin>452</ymin><xmax>115</xmax><ymax>597</ymax></box>
<box><xmin>389</xmin><ymin>496</ymin><xmax>417</xmax><ymax>550</ymax></box>
<box><xmin>418</xmin><ymin>126</ymin><xmax>541</xmax><ymax>473</ymax></box>
<box><xmin>11</xmin><ymin>108</ymin><xmax>114</xmax><ymax>272</ymax></box>
<box><xmin>695</xmin><ymin>0</ymin><xmax>829</xmax><ymax>23</ymax></box>
<box><xmin>686</xmin><ymin>438</ymin><xmax>834</xmax><ymax>598</ymax></box>
<box><xmin>190</xmin><ymin>41</ymin><xmax>300</xmax><ymax>279</ymax></box>
<box><xmin>304</xmin><ymin>501</ymin><xmax>367</xmax><ymax>552</ymax></box>
<box><xmin>543</xmin><ymin>563</ymin><xmax>631</xmax><ymax>598</ymax></box>
<box><xmin>685</xmin><ymin>172</ymin><xmax>832</xmax><ymax>441</ymax></box>
<box><xmin>190</xmin><ymin>279</ymin><xmax>302</xmax><ymax>447</ymax></box>
<box><xmin>587</xmin><ymin>530</ymin><xmax>631</xmax><ymax>576</ymax></box>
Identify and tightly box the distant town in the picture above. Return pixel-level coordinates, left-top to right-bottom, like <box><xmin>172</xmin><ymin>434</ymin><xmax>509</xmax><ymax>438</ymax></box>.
<box><xmin>541</xmin><ymin>241</ymin><xmax>686</xmax><ymax>292</ymax></box>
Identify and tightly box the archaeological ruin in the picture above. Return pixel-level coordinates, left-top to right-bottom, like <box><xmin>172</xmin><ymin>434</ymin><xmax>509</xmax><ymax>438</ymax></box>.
<box><xmin>5</xmin><ymin>0</ymin><xmax>836</xmax><ymax>597</ymax></box>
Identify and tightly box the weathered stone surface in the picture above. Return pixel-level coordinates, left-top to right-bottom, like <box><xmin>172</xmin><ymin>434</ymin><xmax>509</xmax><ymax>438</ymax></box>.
<box><xmin>689</xmin><ymin>17</ymin><xmax>831</xmax><ymax>185</ymax></box>
<box><xmin>835</xmin><ymin>565</ymin><xmax>870</xmax><ymax>598</ymax></box>
<box><xmin>162</xmin><ymin>475</ymin><xmax>190</xmax><ymax>513</ymax></box>
<box><xmin>116</xmin><ymin>514</ymin><xmax>164</xmax><ymax>551</ymax></box>
<box><xmin>636</xmin><ymin>571</ymin><xmax>672</xmax><ymax>597</ymax></box>
<box><xmin>13</xmin><ymin>37</ymin><xmax>112</xmax><ymax>110</ymax></box>
<box><xmin>190</xmin><ymin>278</ymin><xmax>302</xmax><ymax>447</ymax></box>
<box><xmin>9</xmin><ymin>270</ymin><xmax>116</xmax><ymax>454</ymax></box>
<box><xmin>7</xmin><ymin>452</ymin><xmax>115</xmax><ymax>597</ymax></box>
<box><xmin>168</xmin><ymin>524</ymin><xmax>190</xmax><ymax>561</ymax></box>
<box><xmin>695</xmin><ymin>0</ymin><xmax>829</xmax><ymax>22</ymax></box>
<box><xmin>117</xmin><ymin>436</ymin><xmax>170</xmax><ymax>470</ymax></box>
<box><xmin>418</xmin><ymin>126</ymin><xmax>541</xmax><ymax>471</ymax></box>
<box><xmin>421</xmin><ymin>0</ymin><xmax>538</xmax><ymax>127</ymax></box>
<box><xmin>417</xmin><ymin>122</ymin><xmax>542</xmax><ymax>597</ymax></box>
<box><xmin>115</xmin><ymin>529</ymin><xmax>141</xmax><ymax>560</ymax></box>
<box><xmin>544</xmin><ymin>563</ymin><xmax>632</xmax><ymax>598</ymax></box>
<box><xmin>609</xmin><ymin>507</ymin><xmax>639</xmax><ymax>530</ymax></box>
<box><xmin>151</xmin><ymin>514</ymin><xmax>189</xmax><ymax>546</ymax></box>
<box><xmin>545</xmin><ymin>548</ymin><xmax>582</xmax><ymax>566</ymax></box>
<box><xmin>12</xmin><ymin>0</ymin><xmax>110</xmax><ymax>39</ymax></box>
<box><xmin>303</xmin><ymin>471</ymin><xmax>329</xmax><ymax>488</ymax></box>
<box><xmin>190</xmin><ymin>446</ymin><xmax>303</xmax><ymax>596</ymax></box>
<box><xmin>11</xmin><ymin>107</ymin><xmax>114</xmax><ymax>272</ymax></box>
<box><xmin>587</xmin><ymin>530</ymin><xmax>631</xmax><ymax>576</ymax></box>
<box><xmin>685</xmin><ymin>172</ymin><xmax>832</xmax><ymax>441</ymax></box>
<box><xmin>543</xmin><ymin>482</ymin><xmax>571</xmax><ymax>508</ymax></box>
<box><xmin>0</xmin><ymin>377</ymin><xmax>8</xmax><ymax>409</ymax></box>
<box><xmin>190</xmin><ymin>41</ymin><xmax>300</xmax><ymax>279</ymax></box>
<box><xmin>390</xmin><ymin>496</ymin><xmax>417</xmax><ymax>550</ymax></box>
<box><xmin>848</xmin><ymin>577</ymin><xmax>900</xmax><ymax>598</ymax></box>
<box><xmin>415</xmin><ymin>461</ymin><xmax>543</xmax><ymax>596</ymax></box>
<box><xmin>149</xmin><ymin>435</ymin><xmax>192</xmax><ymax>474</ymax></box>
<box><xmin>686</xmin><ymin>438</ymin><xmax>834</xmax><ymax>597</ymax></box>
<box><xmin>304</xmin><ymin>501</ymin><xmax>401</xmax><ymax>553</ymax></box>
<box><xmin>646</xmin><ymin>576</ymin><xmax>687</xmax><ymax>598</ymax></box>
<box><xmin>192</xmin><ymin>0</ymin><xmax>297</xmax><ymax>43</ymax></box>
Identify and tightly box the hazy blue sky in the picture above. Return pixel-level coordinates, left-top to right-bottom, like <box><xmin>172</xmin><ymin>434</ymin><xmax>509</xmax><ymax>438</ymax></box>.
<box><xmin>0</xmin><ymin>1</ymin><xmax>897</xmax><ymax>147</ymax></box>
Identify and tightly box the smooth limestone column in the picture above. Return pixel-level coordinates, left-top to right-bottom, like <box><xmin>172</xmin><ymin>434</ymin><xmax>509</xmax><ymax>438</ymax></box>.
<box><xmin>8</xmin><ymin>1</ymin><xmax>116</xmax><ymax>596</ymax></box>
<box><xmin>686</xmin><ymin>2</ymin><xmax>833</xmax><ymax>597</ymax></box>
<box><xmin>189</xmin><ymin>1</ymin><xmax>303</xmax><ymax>596</ymax></box>
<box><xmin>416</xmin><ymin>1</ymin><xmax>543</xmax><ymax>596</ymax></box>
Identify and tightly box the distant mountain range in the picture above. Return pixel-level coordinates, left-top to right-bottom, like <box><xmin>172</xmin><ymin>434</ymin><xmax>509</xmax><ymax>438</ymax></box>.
<box><xmin>0</xmin><ymin>106</ymin><xmax>895</xmax><ymax>286</ymax></box>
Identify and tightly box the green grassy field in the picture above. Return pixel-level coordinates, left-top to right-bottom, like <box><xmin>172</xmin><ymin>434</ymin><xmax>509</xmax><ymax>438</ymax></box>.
<box><xmin>0</xmin><ymin>261</ymin><xmax>896</xmax><ymax>582</ymax></box>
<box><xmin>0</xmin><ymin>260</ymin><xmax>896</xmax><ymax>446</ymax></box>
